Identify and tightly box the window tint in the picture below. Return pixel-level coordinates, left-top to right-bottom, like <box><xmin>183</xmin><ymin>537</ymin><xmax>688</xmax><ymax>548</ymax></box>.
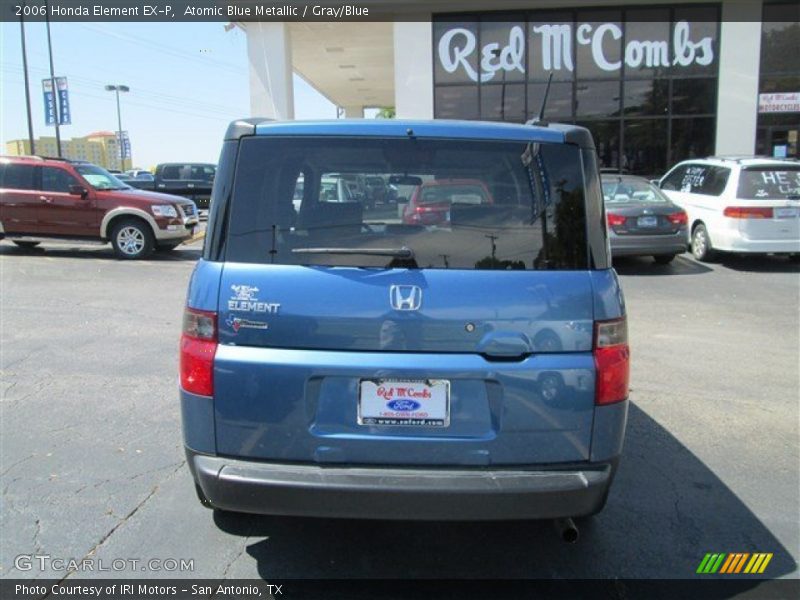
<box><xmin>0</xmin><ymin>163</ymin><xmax>37</xmax><ymax>191</ymax></box>
<box><xmin>161</xmin><ymin>164</ymin><xmax>215</xmax><ymax>182</ymax></box>
<box><xmin>738</xmin><ymin>167</ymin><xmax>800</xmax><ymax>199</ymax></box>
<box><xmin>662</xmin><ymin>164</ymin><xmax>730</xmax><ymax>196</ymax></box>
<box><xmin>226</xmin><ymin>137</ymin><xmax>589</xmax><ymax>270</ymax></box>
<box><xmin>660</xmin><ymin>165</ymin><xmax>689</xmax><ymax>191</ymax></box>
<box><xmin>41</xmin><ymin>166</ymin><xmax>78</xmax><ymax>193</ymax></box>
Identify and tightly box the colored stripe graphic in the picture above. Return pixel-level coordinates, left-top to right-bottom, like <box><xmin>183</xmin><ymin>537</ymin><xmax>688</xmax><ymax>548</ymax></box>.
<box><xmin>744</xmin><ymin>553</ymin><xmax>774</xmax><ymax>574</ymax></box>
<box><xmin>720</xmin><ymin>553</ymin><xmax>750</xmax><ymax>574</ymax></box>
<box><xmin>697</xmin><ymin>553</ymin><xmax>727</xmax><ymax>573</ymax></box>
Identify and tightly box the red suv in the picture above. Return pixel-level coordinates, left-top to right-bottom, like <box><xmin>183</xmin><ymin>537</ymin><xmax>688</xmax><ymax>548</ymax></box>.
<box><xmin>0</xmin><ymin>156</ymin><xmax>199</xmax><ymax>259</ymax></box>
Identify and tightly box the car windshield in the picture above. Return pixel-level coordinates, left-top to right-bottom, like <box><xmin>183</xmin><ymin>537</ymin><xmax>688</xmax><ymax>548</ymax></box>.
<box><xmin>737</xmin><ymin>167</ymin><xmax>800</xmax><ymax>199</ymax></box>
<box><xmin>226</xmin><ymin>136</ymin><xmax>589</xmax><ymax>270</ymax></box>
<box><xmin>75</xmin><ymin>164</ymin><xmax>130</xmax><ymax>190</ymax></box>
<box><xmin>602</xmin><ymin>178</ymin><xmax>668</xmax><ymax>204</ymax></box>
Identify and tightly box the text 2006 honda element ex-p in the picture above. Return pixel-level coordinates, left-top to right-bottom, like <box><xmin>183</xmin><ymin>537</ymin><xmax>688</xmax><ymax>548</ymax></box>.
<box><xmin>180</xmin><ymin>118</ymin><xmax>629</xmax><ymax>525</ymax></box>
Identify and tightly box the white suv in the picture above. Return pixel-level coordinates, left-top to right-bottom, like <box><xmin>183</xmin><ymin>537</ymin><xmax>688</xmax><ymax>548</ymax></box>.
<box><xmin>658</xmin><ymin>157</ymin><xmax>800</xmax><ymax>262</ymax></box>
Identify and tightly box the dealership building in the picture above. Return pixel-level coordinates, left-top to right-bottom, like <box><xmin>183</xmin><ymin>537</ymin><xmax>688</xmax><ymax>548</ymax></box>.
<box><xmin>240</xmin><ymin>0</ymin><xmax>798</xmax><ymax>176</ymax></box>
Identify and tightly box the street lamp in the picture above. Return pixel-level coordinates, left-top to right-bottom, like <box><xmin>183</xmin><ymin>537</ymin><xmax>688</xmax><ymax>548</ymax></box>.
<box><xmin>105</xmin><ymin>84</ymin><xmax>129</xmax><ymax>170</ymax></box>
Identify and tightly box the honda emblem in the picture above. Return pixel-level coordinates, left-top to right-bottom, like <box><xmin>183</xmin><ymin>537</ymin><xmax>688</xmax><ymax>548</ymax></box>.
<box><xmin>389</xmin><ymin>285</ymin><xmax>422</xmax><ymax>311</ymax></box>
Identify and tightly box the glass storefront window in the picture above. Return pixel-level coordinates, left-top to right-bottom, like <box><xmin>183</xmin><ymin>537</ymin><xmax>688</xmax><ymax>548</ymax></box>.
<box><xmin>433</xmin><ymin>5</ymin><xmax>721</xmax><ymax>176</ymax></box>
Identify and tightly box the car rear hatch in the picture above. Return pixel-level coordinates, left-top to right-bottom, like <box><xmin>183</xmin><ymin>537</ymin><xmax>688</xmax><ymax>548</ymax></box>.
<box><xmin>730</xmin><ymin>166</ymin><xmax>800</xmax><ymax>242</ymax></box>
<box><xmin>210</xmin><ymin>133</ymin><xmax>604</xmax><ymax>467</ymax></box>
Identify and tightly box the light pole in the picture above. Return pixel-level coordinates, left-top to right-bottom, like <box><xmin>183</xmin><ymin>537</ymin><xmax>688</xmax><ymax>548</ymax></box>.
<box><xmin>105</xmin><ymin>84</ymin><xmax>129</xmax><ymax>170</ymax></box>
<box><xmin>44</xmin><ymin>0</ymin><xmax>61</xmax><ymax>156</ymax></box>
<box><xmin>19</xmin><ymin>3</ymin><xmax>35</xmax><ymax>154</ymax></box>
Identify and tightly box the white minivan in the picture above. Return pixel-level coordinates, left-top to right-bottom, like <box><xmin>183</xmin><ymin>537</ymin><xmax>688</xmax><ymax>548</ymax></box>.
<box><xmin>658</xmin><ymin>157</ymin><xmax>800</xmax><ymax>262</ymax></box>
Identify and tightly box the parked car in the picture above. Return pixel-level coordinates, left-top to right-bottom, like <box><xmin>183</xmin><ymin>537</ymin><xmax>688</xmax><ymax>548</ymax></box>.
<box><xmin>657</xmin><ymin>157</ymin><xmax>800</xmax><ymax>261</ymax></box>
<box><xmin>180</xmin><ymin>118</ymin><xmax>629</xmax><ymax>525</ymax></box>
<box><xmin>602</xmin><ymin>174</ymin><xmax>688</xmax><ymax>264</ymax></box>
<box><xmin>153</xmin><ymin>162</ymin><xmax>216</xmax><ymax>212</ymax></box>
<box><xmin>402</xmin><ymin>178</ymin><xmax>494</xmax><ymax>226</ymax></box>
<box><xmin>116</xmin><ymin>170</ymin><xmax>155</xmax><ymax>190</ymax></box>
<box><xmin>0</xmin><ymin>156</ymin><xmax>198</xmax><ymax>259</ymax></box>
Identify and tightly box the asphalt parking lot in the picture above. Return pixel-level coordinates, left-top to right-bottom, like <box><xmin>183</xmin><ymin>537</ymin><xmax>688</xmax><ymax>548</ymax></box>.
<box><xmin>0</xmin><ymin>240</ymin><xmax>798</xmax><ymax>591</ymax></box>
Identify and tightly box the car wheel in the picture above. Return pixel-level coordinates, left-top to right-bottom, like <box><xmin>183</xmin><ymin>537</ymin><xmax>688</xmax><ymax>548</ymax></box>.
<box><xmin>13</xmin><ymin>241</ymin><xmax>41</xmax><ymax>249</ymax></box>
<box><xmin>653</xmin><ymin>254</ymin><xmax>675</xmax><ymax>265</ymax></box>
<box><xmin>691</xmin><ymin>224</ymin><xmax>714</xmax><ymax>262</ymax></box>
<box><xmin>111</xmin><ymin>218</ymin><xmax>154</xmax><ymax>260</ymax></box>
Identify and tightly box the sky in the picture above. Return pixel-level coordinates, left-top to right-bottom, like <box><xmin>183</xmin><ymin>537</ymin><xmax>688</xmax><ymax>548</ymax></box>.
<box><xmin>0</xmin><ymin>21</ymin><xmax>356</xmax><ymax>168</ymax></box>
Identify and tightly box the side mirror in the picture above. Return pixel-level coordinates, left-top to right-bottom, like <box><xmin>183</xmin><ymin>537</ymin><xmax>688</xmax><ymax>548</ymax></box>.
<box><xmin>69</xmin><ymin>185</ymin><xmax>89</xmax><ymax>198</ymax></box>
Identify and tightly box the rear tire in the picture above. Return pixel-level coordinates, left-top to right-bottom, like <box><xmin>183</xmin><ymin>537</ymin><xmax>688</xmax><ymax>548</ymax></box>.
<box><xmin>691</xmin><ymin>223</ymin><xmax>715</xmax><ymax>262</ymax></box>
<box><xmin>13</xmin><ymin>241</ymin><xmax>41</xmax><ymax>249</ymax></box>
<box><xmin>110</xmin><ymin>218</ymin><xmax>154</xmax><ymax>260</ymax></box>
<box><xmin>653</xmin><ymin>254</ymin><xmax>675</xmax><ymax>265</ymax></box>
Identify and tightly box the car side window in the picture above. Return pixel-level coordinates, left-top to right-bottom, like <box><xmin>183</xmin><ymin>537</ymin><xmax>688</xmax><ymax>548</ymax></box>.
<box><xmin>41</xmin><ymin>166</ymin><xmax>79</xmax><ymax>193</ymax></box>
<box><xmin>0</xmin><ymin>164</ymin><xmax>37</xmax><ymax>191</ymax></box>
<box><xmin>697</xmin><ymin>166</ymin><xmax>730</xmax><ymax>196</ymax></box>
<box><xmin>660</xmin><ymin>165</ymin><xmax>688</xmax><ymax>191</ymax></box>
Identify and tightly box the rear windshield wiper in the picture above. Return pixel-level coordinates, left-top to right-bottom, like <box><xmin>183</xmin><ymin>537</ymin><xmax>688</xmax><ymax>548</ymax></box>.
<box><xmin>292</xmin><ymin>246</ymin><xmax>415</xmax><ymax>259</ymax></box>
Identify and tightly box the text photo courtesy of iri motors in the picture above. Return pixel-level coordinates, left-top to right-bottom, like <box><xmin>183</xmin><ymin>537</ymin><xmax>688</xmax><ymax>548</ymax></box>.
<box><xmin>0</xmin><ymin>2</ymin><xmax>798</xmax><ymax>600</ymax></box>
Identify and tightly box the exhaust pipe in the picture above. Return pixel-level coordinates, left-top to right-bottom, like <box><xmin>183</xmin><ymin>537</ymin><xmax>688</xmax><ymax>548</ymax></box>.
<box><xmin>554</xmin><ymin>517</ymin><xmax>579</xmax><ymax>543</ymax></box>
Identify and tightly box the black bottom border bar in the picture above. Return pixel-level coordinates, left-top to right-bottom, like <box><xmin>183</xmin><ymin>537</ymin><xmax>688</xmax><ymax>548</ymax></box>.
<box><xmin>2</xmin><ymin>579</ymin><xmax>799</xmax><ymax>600</ymax></box>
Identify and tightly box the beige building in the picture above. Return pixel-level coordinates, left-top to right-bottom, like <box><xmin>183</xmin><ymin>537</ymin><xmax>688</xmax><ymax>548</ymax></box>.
<box><xmin>5</xmin><ymin>131</ymin><xmax>131</xmax><ymax>170</ymax></box>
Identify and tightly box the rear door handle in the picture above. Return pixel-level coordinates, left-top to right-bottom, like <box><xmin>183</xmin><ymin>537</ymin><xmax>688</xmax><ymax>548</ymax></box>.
<box><xmin>38</xmin><ymin>195</ymin><xmax>52</xmax><ymax>203</ymax></box>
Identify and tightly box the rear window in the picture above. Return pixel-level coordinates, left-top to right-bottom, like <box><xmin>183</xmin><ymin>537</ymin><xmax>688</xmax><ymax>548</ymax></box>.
<box><xmin>602</xmin><ymin>178</ymin><xmax>669</xmax><ymax>204</ymax></box>
<box><xmin>737</xmin><ymin>167</ymin><xmax>800</xmax><ymax>199</ymax></box>
<box><xmin>225</xmin><ymin>137</ymin><xmax>588</xmax><ymax>270</ymax></box>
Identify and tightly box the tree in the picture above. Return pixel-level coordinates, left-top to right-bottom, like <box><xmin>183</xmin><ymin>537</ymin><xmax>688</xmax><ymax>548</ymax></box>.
<box><xmin>375</xmin><ymin>107</ymin><xmax>396</xmax><ymax>119</ymax></box>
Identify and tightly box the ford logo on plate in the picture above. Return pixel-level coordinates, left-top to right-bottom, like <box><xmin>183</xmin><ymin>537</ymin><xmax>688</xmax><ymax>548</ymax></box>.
<box><xmin>387</xmin><ymin>399</ymin><xmax>421</xmax><ymax>412</ymax></box>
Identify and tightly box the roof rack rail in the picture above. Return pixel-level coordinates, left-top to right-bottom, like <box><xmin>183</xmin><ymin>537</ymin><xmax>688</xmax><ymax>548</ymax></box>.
<box><xmin>704</xmin><ymin>155</ymin><xmax>799</xmax><ymax>163</ymax></box>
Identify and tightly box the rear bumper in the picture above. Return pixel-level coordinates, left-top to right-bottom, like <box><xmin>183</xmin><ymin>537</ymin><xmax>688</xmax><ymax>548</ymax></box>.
<box><xmin>610</xmin><ymin>230</ymin><xmax>688</xmax><ymax>257</ymax></box>
<box><xmin>188</xmin><ymin>449</ymin><xmax>616</xmax><ymax>520</ymax></box>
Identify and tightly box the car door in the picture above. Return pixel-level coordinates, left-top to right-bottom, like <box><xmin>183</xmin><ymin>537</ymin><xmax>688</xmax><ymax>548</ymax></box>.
<box><xmin>0</xmin><ymin>162</ymin><xmax>41</xmax><ymax>234</ymax></box>
<box><xmin>38</xmin><ymin>165</ymin><xmax>97</xmax><ymax>237</ymax></box>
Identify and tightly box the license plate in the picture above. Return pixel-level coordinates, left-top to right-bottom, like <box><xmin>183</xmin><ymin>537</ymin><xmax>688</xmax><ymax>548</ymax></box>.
<box><xmin>637</xmin><ymin>216</ymin><xmax>658</xmax><ymax>227</ymax></box>
<box><xmin>358</xmin><ymin>379</ymin><xmax>450</xmax><ymax>427</ymax></box>
<box><xmin>774</xmin><ymin>207</ymin><xmax>799</xmax><ymax>219</ymax></box>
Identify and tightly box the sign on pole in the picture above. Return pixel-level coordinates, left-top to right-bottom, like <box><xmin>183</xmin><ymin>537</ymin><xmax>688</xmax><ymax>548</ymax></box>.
<box><xmin>56</xmin><ymin>77</ymin><xmax>71</xmax><ymax>125</ymax></box>
<box><xmin>42</xmin><ymin>77</ymin><xmax>71</xmax><ymax>125</ymax></box>
<box><xmin>42</xmin><ymin>79</ymin><xmax>55</xmax><ymax>125</ymax></box>
<box><xmin>116</xmin><ymin>131</ymin><xmax>131</xmax><ymax>160</ymax></box>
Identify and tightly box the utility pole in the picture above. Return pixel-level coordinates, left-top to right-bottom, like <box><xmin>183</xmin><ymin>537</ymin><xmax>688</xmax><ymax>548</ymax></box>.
<box><xmin>485</xmin><ymin>234</ymin><xmax>498</xmax><ymax>261</ymax></box>
<box><xmin>19</xmin><ymin>3</ymin><xmax>35</xmax><ymax>154</ymax></box>
<box><xmin>44</xmin><ymin>0</ymin><xmax>62</xmax><ymax>157</ymax></box>
<box><xmin>105</xmin><ymin>84</ymin><xmax>130</xmax><ymax>170</ymax></box>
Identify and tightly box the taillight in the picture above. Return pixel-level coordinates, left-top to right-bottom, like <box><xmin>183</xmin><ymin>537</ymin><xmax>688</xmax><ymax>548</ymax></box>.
<box><xmin>594</xmin><ymin>317</ymin><xmax>630</xmax><ymax>406</ymax></box>
<box><xmin>180</xmin><ymin>308</ymin><xmax>217</xmax><ymax>396</ymax></box>
<box><xmin>607</xmin><ymin>213</ymin><xmax>626</xmax><ymax>227</ymax></box>
<box><xmin>667</xmin><ymin>210</ymin><xmax>688</xmax><ymax>225</ymax></box>
<box><xmin>723</xmin><ymin>206</ymin><xmax>773</xmax><ymax>219</ymax></box>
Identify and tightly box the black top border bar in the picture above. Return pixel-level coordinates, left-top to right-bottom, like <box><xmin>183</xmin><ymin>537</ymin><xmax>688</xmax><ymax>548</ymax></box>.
<box><xmin>2</xmin><ymin>0</ymin><xmax>793</xmax><ymax>23</ymax></box>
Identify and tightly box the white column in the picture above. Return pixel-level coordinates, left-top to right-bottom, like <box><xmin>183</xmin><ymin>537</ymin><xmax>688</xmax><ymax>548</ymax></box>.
<box><xmin>393</xmin><ymin>20</ymin><xmax>434</xmax><ymax>119</ymax></box>
<box><xmin>246</xmin><ymin>22</ymin><xmax>295</xmax><ymax>120</ymax></box>
<box><xmin>343</xmin><ymin>105</ymin><xmax>364</xmax><ymax>118</ymax></box>
<box><xmin>715</xmin><ymin>1</ymin><xmax>762</xmax><ymax>155</ymax></box>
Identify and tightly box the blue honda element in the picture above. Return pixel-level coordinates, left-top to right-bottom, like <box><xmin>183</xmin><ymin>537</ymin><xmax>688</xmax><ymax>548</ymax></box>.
<box><xmin>180</xmin><ymin>119</ymin><xmax>629</xmax><ymax>523</ymax></box>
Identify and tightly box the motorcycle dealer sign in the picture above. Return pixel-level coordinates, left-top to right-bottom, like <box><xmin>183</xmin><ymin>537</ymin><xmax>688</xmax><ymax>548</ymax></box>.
<box><xmin>758</xmin><ymin>93</ymin><xmax>800</xmax><ymax>114</ymax></box>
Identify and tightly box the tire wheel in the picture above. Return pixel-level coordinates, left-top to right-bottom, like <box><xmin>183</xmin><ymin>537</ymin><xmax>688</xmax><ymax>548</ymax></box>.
<box><xmin>691</xmin><ymin>224</ymin><xmax>714</xmax><ymax>262</ymax></box>
<box><xmin>157</xmin><ymin>243</ymin><xmax>181</xmax><ymax>252</ymax></box>
<box><xmin>653</xmin><ymin>254</ymin><xmax>675</xmax><ymax>265</ymax></box>
<box><xmin>13</xmin><ymin>241</ymin><xmax>41</xmax><ymax>249</ymax></box>
<box><xmin>110</xmin><ymin>218</ymin><xmax>154</xmax><ymax>260</ymax></box>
